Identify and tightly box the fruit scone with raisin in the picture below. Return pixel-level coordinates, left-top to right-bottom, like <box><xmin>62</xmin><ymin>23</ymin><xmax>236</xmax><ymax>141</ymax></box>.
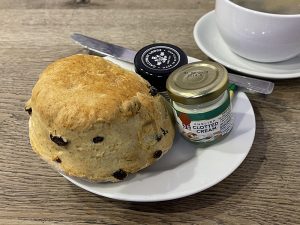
<box><xmin>25</xmin><ymin>54</ymin><xmax>175</xmax><ymax>182</ymax></box>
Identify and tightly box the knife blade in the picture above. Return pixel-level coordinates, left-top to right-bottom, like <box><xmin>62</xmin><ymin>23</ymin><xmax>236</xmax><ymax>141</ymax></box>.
<box><xmin>71</xmin><ymin>33</ymin><xmax>274</xmax><ymax>95</ymax></box>
<box><xmin>71</xmin><ymin>33</ymin><xmax>136</xmax><ymax>63</ymax></box>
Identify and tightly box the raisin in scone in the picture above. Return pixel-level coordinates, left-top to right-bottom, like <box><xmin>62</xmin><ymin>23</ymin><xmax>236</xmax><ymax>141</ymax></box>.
<box><xmin>26</xmin><ymin>54</ymin><xmax>175</xmax><ymax>182</ymax></box>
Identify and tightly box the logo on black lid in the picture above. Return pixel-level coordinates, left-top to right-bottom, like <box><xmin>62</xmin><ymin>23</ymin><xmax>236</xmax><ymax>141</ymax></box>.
<box><xmin>141</xmin><ymin>46</ymin><xmax>181</xmax><ymax>71</ymax></box>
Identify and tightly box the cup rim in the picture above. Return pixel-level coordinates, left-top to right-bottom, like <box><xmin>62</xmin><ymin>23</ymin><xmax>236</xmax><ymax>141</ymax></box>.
<box><xmin>224</xmin><ymin>0</ymin><xmax>300</xmax><ymax>18</ymax></box>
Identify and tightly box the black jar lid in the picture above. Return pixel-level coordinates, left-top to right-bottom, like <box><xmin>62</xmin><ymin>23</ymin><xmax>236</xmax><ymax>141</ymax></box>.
<box><xmin>134</xmin><ymin>43</ymin><xmax>188</xmax><ymax>92</ymax></box>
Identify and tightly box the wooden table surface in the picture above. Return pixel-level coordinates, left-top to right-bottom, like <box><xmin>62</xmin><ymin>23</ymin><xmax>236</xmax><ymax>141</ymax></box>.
<box><xmin>1</xmin><ymin>0</ymin><xmax>299</xmax><ymax>224</ymax></box>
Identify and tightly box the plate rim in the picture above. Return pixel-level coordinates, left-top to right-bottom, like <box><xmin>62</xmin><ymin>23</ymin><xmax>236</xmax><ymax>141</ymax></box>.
<box><xmin>193</xmin><ymin>10</ymin><xmax>300</xmax><ymax>80</ymax></box>
<box><xmin>62</xmin><ymin>56</ymin><xmax>256</xmax><ymax>202</ymax></box>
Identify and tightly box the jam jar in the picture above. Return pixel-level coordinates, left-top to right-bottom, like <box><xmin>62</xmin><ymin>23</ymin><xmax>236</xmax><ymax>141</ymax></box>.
<box><xmin>134</xmin><ymin>43</ymin><xmax>188</xmax><ymax>97</ymax></box>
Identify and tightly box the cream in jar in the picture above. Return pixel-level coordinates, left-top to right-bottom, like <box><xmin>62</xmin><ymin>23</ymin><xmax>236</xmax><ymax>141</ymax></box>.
<box><xmin>166</xmin><ymin>61</ymin><xmax>233</xmax><ymax>145</ymax></box>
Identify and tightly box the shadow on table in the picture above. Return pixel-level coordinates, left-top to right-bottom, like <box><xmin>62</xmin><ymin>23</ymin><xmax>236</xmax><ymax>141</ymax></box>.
<box><xmin>103</xmin><ymin>104</ymin><xmax>273</xmax><ymax>213</ymax></box>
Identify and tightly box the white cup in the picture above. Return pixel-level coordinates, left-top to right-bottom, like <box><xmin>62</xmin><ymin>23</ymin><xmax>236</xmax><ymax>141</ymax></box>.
<box><xmin>215</xmin><ymin>0</ymin><xmax>300</xmax><ymax>62</ymax></box>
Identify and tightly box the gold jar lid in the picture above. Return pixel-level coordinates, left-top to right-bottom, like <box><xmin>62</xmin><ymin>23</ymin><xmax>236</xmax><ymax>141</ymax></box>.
<box><xmin>166</xmin><ymin>61</ymin><xmax>228</xmax><ymax>105</ymax></box>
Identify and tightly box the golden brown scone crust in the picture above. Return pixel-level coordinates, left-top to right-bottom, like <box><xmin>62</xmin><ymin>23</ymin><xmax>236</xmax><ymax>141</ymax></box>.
<box><xmin>26</xmin><ymin>54</ymin><xmax>175</xmax><ymax>182</ymax></box>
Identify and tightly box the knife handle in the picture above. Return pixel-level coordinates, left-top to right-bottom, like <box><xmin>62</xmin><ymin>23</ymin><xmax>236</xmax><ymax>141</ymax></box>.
<box><xmin>228</xmin><ymin>73</ymin><xmax>274</xmax><ymax>95</ymax></box>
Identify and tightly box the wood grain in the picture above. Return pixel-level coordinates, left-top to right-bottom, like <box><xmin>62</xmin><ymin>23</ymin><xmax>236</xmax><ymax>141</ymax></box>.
<box><xmin>0</xmin><ymin>0</ymin><xmax>299</xmax><ymax>224</ymax></box>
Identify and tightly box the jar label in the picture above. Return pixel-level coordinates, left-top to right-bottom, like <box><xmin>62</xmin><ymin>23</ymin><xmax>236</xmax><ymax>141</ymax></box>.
<box><xmin>174</xmin><ymin>98</ymin><xmax>233</xmax><ymax>143</ymax></box>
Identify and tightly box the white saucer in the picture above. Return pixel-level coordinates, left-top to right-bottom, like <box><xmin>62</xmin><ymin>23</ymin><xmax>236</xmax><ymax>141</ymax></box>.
<box><xmin>61</xmin><ymin>56</ymin><xmax>256</xmax><ymax>202</ymax></box>
<box><xmin>193</xmin><ymin>11</ymin><xmax>300</xmax><ymax>79</ymax></box>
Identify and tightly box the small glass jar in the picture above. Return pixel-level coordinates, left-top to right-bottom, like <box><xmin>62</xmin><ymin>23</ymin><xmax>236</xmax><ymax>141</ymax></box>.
<box><xmin>134</xmin><ymin>43</ymin><xmax>188</xmax><ymax>92</ymax></box>
<box><xmin>166</xmin><ymin>61</ymin><xmax>233</xmax><ymax>145</ymax></box>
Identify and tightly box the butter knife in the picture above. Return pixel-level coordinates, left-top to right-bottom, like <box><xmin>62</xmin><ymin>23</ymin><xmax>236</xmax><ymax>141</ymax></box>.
<box><xmin>71</xmin><ymin>33</ymin><xmax>274</xmax><ymax>95</ymax></box>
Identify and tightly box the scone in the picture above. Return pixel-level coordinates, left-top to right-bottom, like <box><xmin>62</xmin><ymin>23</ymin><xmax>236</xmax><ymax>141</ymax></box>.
<box><xmin>25</xmin><ymin>54</ymin><xmax>175</xmax><ymax>182</ymax></box>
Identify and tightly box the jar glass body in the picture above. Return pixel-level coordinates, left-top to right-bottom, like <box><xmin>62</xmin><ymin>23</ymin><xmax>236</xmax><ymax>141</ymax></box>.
<box><xmin>171</xmin><ymin>90</ymin><xmax>233</xmax><ymax>145</ymax></box>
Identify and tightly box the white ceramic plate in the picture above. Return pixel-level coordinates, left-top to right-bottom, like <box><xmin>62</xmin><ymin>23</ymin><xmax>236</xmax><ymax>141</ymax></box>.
<box><xmin>61</xmin><ymin>56</ymin><xmax>256</xmax><ymax>202</ymax></box>
<box><xmin>193</xmin><ymin>11</ymin><xmax>300</xmax><ymax>79</ymax></box>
